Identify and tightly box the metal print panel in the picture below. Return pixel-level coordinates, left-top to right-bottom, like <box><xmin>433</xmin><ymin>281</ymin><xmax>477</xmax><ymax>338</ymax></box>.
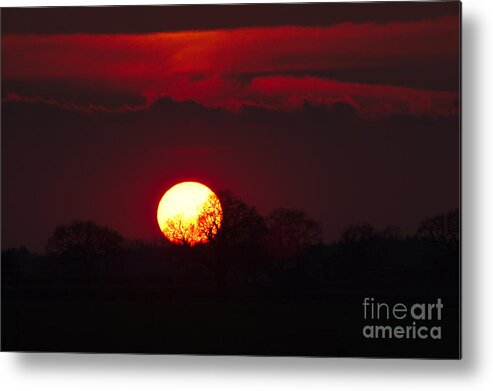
<box><xmin>1</xmin><ymin>2</ymin><xmax>461</xmax><ymax>358</ymax></box>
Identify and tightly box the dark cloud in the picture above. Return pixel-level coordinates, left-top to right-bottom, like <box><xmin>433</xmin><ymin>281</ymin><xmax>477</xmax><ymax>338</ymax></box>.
<box><xmin>2</xmin><ymin>79</ymin><xmax>148</xmax><ymax>109</ymax></box>
<box><xmin>2</xmin><ymin>92</ymin><xmax>148</xmax><ymax>113</ymax></box>
<box><xmin>1</xmin><ymin>3</ymin><xmax>459</xmax><ymax>34</ymax></box>
<box><xmin>2</xmin><ymin>15</ymin><xmax>459</xmax><ymax>115</ymax></box>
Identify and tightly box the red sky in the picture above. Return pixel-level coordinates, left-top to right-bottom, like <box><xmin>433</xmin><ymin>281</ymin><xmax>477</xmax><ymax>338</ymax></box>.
<box><xmin>2</xmin><ymin>14</ymin><xmax>459</xmax><ymax>117</ymax></box>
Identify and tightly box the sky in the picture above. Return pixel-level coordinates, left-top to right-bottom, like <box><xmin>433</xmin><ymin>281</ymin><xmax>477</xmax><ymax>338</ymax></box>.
<box><xmin>1</xmin><ymin>2</ymin><xmax>460</xmax><ymax>252</ymax></box>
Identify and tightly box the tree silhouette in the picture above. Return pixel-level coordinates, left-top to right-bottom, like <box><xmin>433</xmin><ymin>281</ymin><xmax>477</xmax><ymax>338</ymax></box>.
<box><xmin>417</xmin><ymin>209</ymin><xmax>459</xmax><ymax>253</ymax></box>
<box><xmin>163</xmin><ymin>214</ymin><xmax>200</xmax><ymax>246</ymax></box>
<box><xmin>46</xmin><ymin>220</ymin><xmax>124</xmax><ymax>258</ymax></box>
<box><xmin>340</xmin><ymin>223</ymin><xmax>377</xmax><ymax>244</ymax></box>
<box><xmin>266</xmin><ymin>208</ymin><xmax>322</xmax><ymax>259</ymax></box>
<box><xmin>337</xmin><ymin>223</ymin><xmax>381</xmax><ymax>275</ymax></box>
<box><xmin>381</xmin><ymin>225</ymin><xmax>402</xmax><ymax>240</ymax></box>
<box><xmin>214</xmin><ymin>190</ymin><xmax>267</xmax><ymax>247</ymax></box>
<box><xmin>196</xmin><ymin>193</ymin><xmax>223</xmax><ymax>243</ymax></box>
<box><xmin>199</xmin><ymin>191</ymin><xmax>268</xmax><ymax>290</ymax></box>
<box><xmin>161</xmin><ymin>193</ymin><xmax>222</xmax><ymax>246</ymax></box>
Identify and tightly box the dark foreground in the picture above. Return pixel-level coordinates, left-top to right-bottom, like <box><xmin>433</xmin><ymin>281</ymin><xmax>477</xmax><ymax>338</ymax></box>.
<box><xmin>2</xmin><ymin>246</ymin><xmax>460</xmax><ymax>358</ymax></box>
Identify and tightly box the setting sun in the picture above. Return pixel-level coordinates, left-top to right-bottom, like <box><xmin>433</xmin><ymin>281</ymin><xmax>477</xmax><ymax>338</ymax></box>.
<box><xmin>157</xmin><ymin>182</ymin><xmax>223</xmax><ymax>246</ymax></box>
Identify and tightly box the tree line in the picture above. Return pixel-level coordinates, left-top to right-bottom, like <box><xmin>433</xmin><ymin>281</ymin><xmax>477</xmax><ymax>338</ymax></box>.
<box><xmin>2</xmin><ymin>191</ymin><xmax>459</xmax><ymax>296</ymax></box>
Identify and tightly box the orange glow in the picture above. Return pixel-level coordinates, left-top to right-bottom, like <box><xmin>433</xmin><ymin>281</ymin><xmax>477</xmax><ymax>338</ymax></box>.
<box><xmin>157</xmin><ymin>182</ymin><xmax>222</xmax><ymax>246</ymax></box>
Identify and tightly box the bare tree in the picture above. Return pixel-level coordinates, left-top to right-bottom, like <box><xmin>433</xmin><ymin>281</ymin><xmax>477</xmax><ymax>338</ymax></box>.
<box><xmin>196</xmin><ymin>193</ymin><xmax>223</xmax><ymax>243</ymax></box>
<box><xmin>417</xmin><ymin>209</ymin><xmax>459</xmax><ymax>252</ymax></box>
<box><xmin>381</xmin><ymin>225</ymin><xmax>402</xmax><ymax>240</ymax></box>
<box><xmin>266</xmin><ymin>208</ymin><xmax>322</xmax><ymax>259</ymax></box>
<box><xmin>340</xmin><ymin>223</ymin><xmax>377</xmax><ymax>244</ymax></box>
<box><xmin>337</xmin><ymin>223</ymin><xmax>383</xmax><ymax>274</ymax></box>
<box><xmin>339</xmin><ymin>223</ymin><xmax>378</xmax><ymax>248</ymax></box>
<box><xmin>46</xmin><ymin>220</ymin><xmax>124</xmax><ymax>258</ymax></box>
<box><xmin>46</xmin><ymin>220</ymin><xmax>124</xmax><ymax>280</ymax></box>
<box><xmin>214</xmin><ymin>191</ymin><xmax>267</xmax><ymax>247</ymax></box>
<box><xmin>199</xmin><ymin>191</ymin><xmax>267</xmax><ymax>290</ymax></box>
<box><xmin>161</xmin><ymin>194</ymin><xmax>223</xmax><ymax>246</ymax></box>
<box><xmin>163</xmin><ymin>214</ymin><xmax>200</xmax><ymax>246</ymax></box>
<box><xmin>163</xmin><ymin>190</ymin><xmax>266</xmax><ymax>249</ymax></box>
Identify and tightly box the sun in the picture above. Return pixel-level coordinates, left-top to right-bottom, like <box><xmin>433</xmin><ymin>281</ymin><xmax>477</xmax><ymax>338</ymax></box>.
<box><xmin>157</xmin><ymin>182</ymin><xmax>223</xmax><ymax>246</ymax></box>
